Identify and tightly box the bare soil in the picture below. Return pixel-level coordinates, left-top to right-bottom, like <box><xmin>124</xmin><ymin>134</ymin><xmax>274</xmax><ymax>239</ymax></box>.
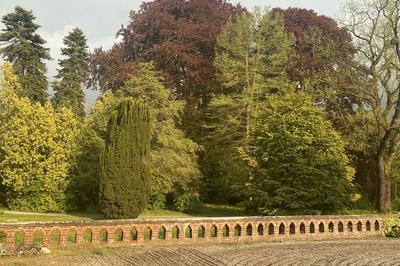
<box><xmin>1</xmin><ymin>238</ymin><xmax>400</xmax><ymax>265</ymax></box>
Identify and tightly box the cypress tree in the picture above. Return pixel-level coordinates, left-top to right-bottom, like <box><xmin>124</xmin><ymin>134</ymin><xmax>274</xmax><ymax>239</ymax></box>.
<box><xmin>100</xmin><ymin>99</ymin><xmax>150</xmax><ymax>219</ymax></box>
<box><xmin>52</xmin><ymin>28</ymin><xmax>89</xmax><ymax>117</ymax></box>
<box><xmin>0</xmin><ymin>6</ymin><xmax>51</xmax><ymax>104</ymax></box>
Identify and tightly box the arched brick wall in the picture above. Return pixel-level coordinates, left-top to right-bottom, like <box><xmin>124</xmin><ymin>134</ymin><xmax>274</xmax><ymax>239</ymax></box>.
<box><xmin>0</xmin><ymin>215</ymin><xmax>383</xmax><ymax>250</ymax></box>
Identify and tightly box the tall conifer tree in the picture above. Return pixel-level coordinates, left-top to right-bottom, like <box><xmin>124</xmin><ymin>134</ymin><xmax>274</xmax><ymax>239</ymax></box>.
<box><xmin>202</xmin><ymin>10</ymin><xmax>293</xmax><ymax>203</ymax></box>
<box><xmin>100</xmin><ymin>100</ymin><xmax>150</xmax><ymax>219</ymax></box>
<box><xmin>52</xmin><ymin>28</ymin><xmax>89</xmax><ymax>117</ymax></box>
<box><xmin>0</xmin><ymin>6</ymin><xmax>50</xmax><ymax>104</ymax></box>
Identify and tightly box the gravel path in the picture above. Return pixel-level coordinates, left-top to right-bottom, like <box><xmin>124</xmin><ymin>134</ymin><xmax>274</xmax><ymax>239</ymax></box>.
<box><xmin>1</xmin><ymin>238</ymin><xmax>400</xmax><ymax>265</ymax></box>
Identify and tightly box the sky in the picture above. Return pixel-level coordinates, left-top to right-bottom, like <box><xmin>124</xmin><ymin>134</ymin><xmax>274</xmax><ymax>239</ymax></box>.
<box><xmin>0</xmin><ymin>0</ymin><xmax>347</xmax><ymax>107</ymax></box>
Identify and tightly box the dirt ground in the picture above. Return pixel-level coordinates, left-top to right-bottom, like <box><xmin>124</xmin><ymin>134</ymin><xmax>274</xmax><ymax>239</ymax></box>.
<box><xmin>1</xmin><ymin>238</ymin><xmax>400</xmax><ymax>265</ymax></box>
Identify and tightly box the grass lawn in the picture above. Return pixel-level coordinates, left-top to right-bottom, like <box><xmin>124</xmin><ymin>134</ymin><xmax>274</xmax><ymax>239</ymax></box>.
<box><xmin>0</xmin><ymin>204</ymin><xmax>247</xmax><ymax>223</ymax></box>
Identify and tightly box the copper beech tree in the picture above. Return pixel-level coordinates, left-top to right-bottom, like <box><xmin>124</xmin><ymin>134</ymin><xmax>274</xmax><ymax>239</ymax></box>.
<box><xmin>89</xmin><ymin>0</ymin><xmax>245</xmax><ymax>137</ymax></box>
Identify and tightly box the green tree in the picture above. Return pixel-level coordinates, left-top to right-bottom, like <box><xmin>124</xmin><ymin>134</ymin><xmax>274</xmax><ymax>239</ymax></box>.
<box><xmin>99</xmin><ymin>99</ymin><xmax>150</xmax><ymax>219</ymax></box>
<box><xmin>0</xmin><ymin>6</ymin><xmax>51</xmax><ymax>104</ymax></box>
<box><xmin>245</xmin><ymin>91</ymin><xmax>355</xmax><ymax>214</ymax></box>
<box><xmin>0</xmin><ymin>63</ymin><xmax>79</xmax><ymax>212</ymax></box>
<box><xmin>121</xmin><ymin>62</ymin><xmax>201</xmax><ymax>210</ymax></box>
<box><xmin>66</xmin><ymin>92</ymin><xmax>113</xmax><ymax>211</ymax></box>
<box><xmin>202</xmin><ymin>10</ymin><xmax>293</xmax><ymax>203</ymax></box>
<box><xmin>52</xmin><ymin>28</ymin><xmax>89</xmax><ymax>117</ymax></box>
<box><xmin>69</xmin><ymin>63</ymin><xmax>201</xmax><ymax>212</ymax></box>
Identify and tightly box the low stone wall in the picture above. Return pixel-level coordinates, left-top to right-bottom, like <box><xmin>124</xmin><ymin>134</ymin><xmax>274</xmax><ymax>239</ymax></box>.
<box><xmin>0</xmin><ymin>215</ymin><xmax>383</xmax><ymax>250</ymax></box>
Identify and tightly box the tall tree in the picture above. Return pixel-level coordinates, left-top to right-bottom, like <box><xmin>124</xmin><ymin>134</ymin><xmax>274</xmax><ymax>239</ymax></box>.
<box><xmin>271</xmin><ymin>8</ymin><xmax>355</xmax><ymax>90</ymax></box>
<box><xmin>100</xmin><ymin>99</ymin><xmax>150</xmax><ymax>219</ymax></box>
<box><xmin>0</xmin><ymin>63</ymin><xmax>79</xmax><ymax>212</ymax></box>
<box><xmin>202</xmin><ymin>10</ymin><xmax>293</xmax><ymax>203</ymax></box>
<box><xmin>120</xmin><ymin>62</ymin><xmax>201</xmax><ymax>210</ymax></box>
<box><xmin>342</xmin><ymin>0</ymin><xmax>400</xmax><ymax>213</ymax></box>
<box><xmin>273</xmin><ymin>8</ymin><xmax>375</xmax><ymax>204</ymax></box>
<box><xmin>70</xmin><ymin>63</ymin><xmax>201</xmax><ymax>212</ymax></box>
<box><xmin>89</xmin><ymin>0</ymin><xmax>245</xmax><ymax>137</ymax></box>
<box><xmin>52</xmin><ymin>28</ymin><xmax>89</xmax><ymax>117</ymax></box>
<box><xmin>245</xmin><ymin>91</ymin><xmax>355</xmax><ymax>214</ymax></box>
<box><xmin>0</xmin><ymin>6</ymin><xmax>51</xmax><ymax>104</ymax></box>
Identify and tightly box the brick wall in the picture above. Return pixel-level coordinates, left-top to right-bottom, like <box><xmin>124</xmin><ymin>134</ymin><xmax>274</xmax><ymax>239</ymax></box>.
<box><xmin>0</xmin><ymin>215</ymin><xmax>384</xmax><ymax>251</ymax></box>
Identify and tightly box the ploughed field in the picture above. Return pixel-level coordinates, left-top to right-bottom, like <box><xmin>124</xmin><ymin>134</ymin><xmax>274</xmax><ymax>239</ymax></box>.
<box><xmin>1</xmin><ymin>238</ymin><xmax>400</xmax><ymax>265</ymax></box>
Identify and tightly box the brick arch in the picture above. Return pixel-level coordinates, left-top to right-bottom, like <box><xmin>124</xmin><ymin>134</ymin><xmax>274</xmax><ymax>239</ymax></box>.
<box><xmin>14</xmin><ymin>229</ymin><xmax>25</xmax><ymax>246</ymax></box>
<box><xmin>347</xmin><ymin>221</ymin><xmax>353</xmax><ymax>232</ymax></box>
<box><xmin>33</xmin><ymin>228</ymin><xmax>45</xmax><ymax>245</ymax></box>
<box><xmin>257</xmin><ymin>223</ymin><xmax>264</xmax><ymax>235</ymax></box>
<box><xmin>114</xmin><ymin>227</ymin><xmax>124</xmax><ymax>242</ymax></box>
<box><xmin>366</xmin><ymin>220</ymin><xmax>371</xmax><ymax>231</ymax></box>
<box><xmin>197</xmin><ymin>225</ymin><xmax>205</xmax><ymax>238</ymax></box>
<box><xmin>158</xmin><ymin>226</ymin><xmax>166</xmax><ymax>240</ymax></box>
<box><xmin>309</xmin><ymin>222</ymin><xmax>315</xmax><ymax>234</ymax></box>
<box><xmin>234</xmin><ymin>224</ymin><xmax>242</xmax><ymax>236</ymax></box>
<box><xmin>223</xmin><ymin>224</ymin><xmax>230</xmax><ymax>237</ymax></box>
<box><xmin>279</xmin><ymin>223</ymin><xmax>285</xmax><ymax>235</ymax></box>
<box><xmin>99</xmin><ymin>227</ymin><xmax>108</xmax><ymax>243</ymax></box>
<box><xmin>144</xmin><ymin>227</ymin><xmax>152</xmax><ymax>240</ymax></box>
<box><xmin>210</xmin><ymin>224</ymin><xmax>218</xmax><ymax>237</ymax></box>
<box><xmin>82</xmin><ymin>228</ymin><xmax>93</xmax><ymax>243</ymax></box>
<box><xmin>185</xmin><ymin>225</ymin><xmax>192</xmax><ymax>238</ymax></box>
<box><xmin>357</xmin><ymin>221</ymin><xmax>362</xmax><ymax>232</ymax></box>
<box><xmin>67</xmin><ymin>227</ymin><xmax>78</xmax><ymax>244</ymax></box>
<box><xmin>246</xmin><ymin>224</ymin><xmax>253</xmax><ymax>236</ymax></box>
<box><xmin>374</xmin><ymin>220</ymin><xmax>380</xmax><ymax>231</ymax></box>
<box><xmin>268</xmin><ymin>223</ymin><xmax>275</xmax><ymax>235</ymax></box>
<box><xmin>49</xmin><ymin>228</ymin><xmax>61</xmax><ymax>245</ymax></box>
<box><xmin>289</xmin><ymin>222</ymin><xmax>295</xmax><ymax>234</ymax></box>
<box><xmin>130</xmin><ymin>227</ymin><xmax>138</xmax><ymax>241</ymax></box>
<box><xmin>299</xmin><ymin>222</ymin><xmax>306</xmax><ymax>234</ymax></box>
<box><xmin>172</xmin><ymin>225</ymin><xmax>180</xmax><ymax>239</ymax></box>
<box><xmin>338</xmin><ymin>221</ymin><xmax>344</xmax><ymax>232</ymax></box>
<box><xmin>318</xmin><ymin>222</ymin><xmax>325</xmax><ymax>233</ymax></box>
<box><xmin>328</xmin><ymin>222</ymin><xmax>334</xmax><ymax>232</ymax></box>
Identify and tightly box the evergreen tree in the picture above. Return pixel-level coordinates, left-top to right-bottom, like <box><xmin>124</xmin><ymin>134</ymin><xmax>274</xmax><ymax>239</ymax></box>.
<box><xmin>202</xmin><ymin>10</ymin><xmax>293</xmax><ymax>203</ymax></box>
<box><xmin>245</xmin><ymin>91</ymin><xmax>355</xmax><ymax>214</ymax></box>
<box><xmin>99</xmin><ymin>99</ymin><xmax>150</xmax><ymax>219</ymax></box>
<box><xmin>69</xmin><ymin>63</ymin><xmax>201</xmax><ymax>212</ymax></box>
<box><xmin>0</xmin><ymin>6</ymin><xmax>51</xmax><ymax>104</ymax></box>
<box><xmin>121</xmin><ymin>62</ymin><xmax>201</xmax><ymax>211</ymax></box>
<box><xmin>52</xmin><ymin>28</ymin><xmax>89</xmax><ymax>117</ymax></box>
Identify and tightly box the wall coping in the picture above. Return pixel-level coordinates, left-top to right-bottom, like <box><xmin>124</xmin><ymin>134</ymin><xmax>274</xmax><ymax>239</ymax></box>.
<box><xmin>0</xmin><ymin>214</ymin><xmax>388</xmax><ymax>228</ymax></box>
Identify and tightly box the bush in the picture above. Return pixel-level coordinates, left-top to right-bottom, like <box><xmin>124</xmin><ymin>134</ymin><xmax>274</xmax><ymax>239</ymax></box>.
<box><xmin>383</xmin><ymin>218</ymin><xmax>400</xmax><ymax>237</ymax></box>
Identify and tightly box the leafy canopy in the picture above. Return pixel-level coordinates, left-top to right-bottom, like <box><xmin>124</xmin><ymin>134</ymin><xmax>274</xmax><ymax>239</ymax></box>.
<box><xmin>245</xmin><ymin>91</ymin><xmax>355</xmax><ymax>214</ymax></box>
<box><xmin>0</xmin><ymin>63</ymin><xmax>79</xmax><ymax>212</ymax></box>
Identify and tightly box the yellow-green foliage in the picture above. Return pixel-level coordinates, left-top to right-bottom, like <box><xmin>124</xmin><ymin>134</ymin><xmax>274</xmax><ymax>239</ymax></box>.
<box><xmin>383</xmin><ymin>217</ymin><xmax>400</xmax><ymax>237</ymax></box>
<box><xmin>0</xmin><ymin>63</ymin><xmax>80</xmax><ymax>212</ymax></box>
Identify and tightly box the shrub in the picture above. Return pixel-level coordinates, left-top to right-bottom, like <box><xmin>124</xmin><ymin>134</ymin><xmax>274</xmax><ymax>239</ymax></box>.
<box><xmin>383</xmin><ymin>218</ymin><xmax>400</xmax><ymax>237</ymax></box>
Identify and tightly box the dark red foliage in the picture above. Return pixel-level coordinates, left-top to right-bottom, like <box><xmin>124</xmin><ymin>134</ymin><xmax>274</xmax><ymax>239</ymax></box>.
<box><xmin>90</xmin><ymin>0</ymin><xmax>245</xmax><ymax>107</ymax></box>
<box><xmin>271</xmin><ymin>8</ymin><xmax>355</xmax><ymax>84</ymax></box>
<box><xmin>88</xmin><ymin>45</ymin><xmax>136</xmax><ymax>93</ymax></box>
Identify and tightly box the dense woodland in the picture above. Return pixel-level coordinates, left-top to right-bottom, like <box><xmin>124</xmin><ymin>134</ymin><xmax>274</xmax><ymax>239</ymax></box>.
<box><xmin>0</xmin><ymin>0</ymin><xmax>399</xmax><ymax>218</ymax></box>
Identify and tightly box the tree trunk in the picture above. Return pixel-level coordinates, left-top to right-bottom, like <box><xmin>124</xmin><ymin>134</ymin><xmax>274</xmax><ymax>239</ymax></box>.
<box><xmin>377</xmin><ymin>155</ymin><xmax>391</xmax><ymax>213</ymax></box>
